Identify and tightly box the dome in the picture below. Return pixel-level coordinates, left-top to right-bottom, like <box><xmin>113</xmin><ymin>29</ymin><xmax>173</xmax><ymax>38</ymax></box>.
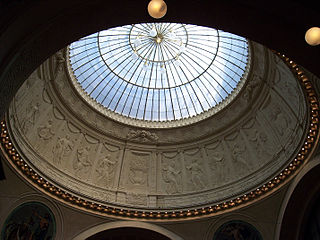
<box><xmin>2</xmin><ymin>23</ymin><xmax>316</xmax><ymax>219</ymax></box>
<box><xmin>67</xmin><ymin>23</ymin><xmax>249</xmax><ymax>127</ymax></box>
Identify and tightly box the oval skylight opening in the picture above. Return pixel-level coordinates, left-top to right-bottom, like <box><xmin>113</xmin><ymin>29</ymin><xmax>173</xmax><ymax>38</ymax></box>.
<box><xmin>68</xmin><ymin>23</ymin><xmax>250</xmax><ymax>126</ymax></box>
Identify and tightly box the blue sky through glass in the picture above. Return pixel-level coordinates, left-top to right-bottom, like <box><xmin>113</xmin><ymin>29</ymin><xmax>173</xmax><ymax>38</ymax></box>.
<box><xmin>69</xmin><ymin>23</ymin><xmax>248</xmax><ymax>122</ymax></box>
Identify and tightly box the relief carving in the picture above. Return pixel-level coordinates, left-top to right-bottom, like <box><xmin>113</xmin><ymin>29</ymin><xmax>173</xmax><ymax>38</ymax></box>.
<box><xmin>243</xmin><ymin>74</ymin><xmax>261</xmax><ymax>102</ymax></box>
<box><xmin>38</xmin><ymin>120</ymin><xmax>55</xmax><ymax>140</ymax></box>
<box><xmin>42</xmin><ymin>89</ymin><xmax>52</xmax><ymax>104</ymax></box>
<box><xmin>162</xmin><ymin>157</ymin><xmax>182</xmax><ymax>194</ymax></box>
<box><xmin>73</xmin><ymin>146</ymin><xmax>92</xmax><ymax>178</ymax></box>
<box><xmin>55</xmin><ymin>50</ymin><xmax>66</xmax><ymax>75</ymax></box>
<box><xmin>127</xmin><ymin>129</ymin><xmax>159</xmax><ymax>143</ymax></box>
<box><xmin>231</xmin><ymin>143</ymin><xmax>250</xmax><ymax>174</ymax></box>
<box><xmin>186</xmin><ymin>159</ymin><xmax>205</xmax><ymax>189</ymax></box>
<box><xmin>184</xmin><ymin>149</ymin><xmax>205</xmax><ymax>190</ymax></box>
<box><xmin>206</xmin><ymin>141</ymin><xmax>228</xmax><ymax>183</ymax></box>
<box><xmin>21</xmin><ymin>102</ymin><xmax>40</xmax><ymax>134</ymax></box>
<box><xmin>15</xmin><ymin>74</ymin><xmax>38</xmax><ymax>103</ymax></box>
<box><xmin>6</xmin><ymin>45</ymin><xmax>312</xmax><ymax>211</ymax></box>
<box><xmin>274</xmin><ymin>61</ymin><xmax>302</xmax><ymax>112</ymax></box>
<box><xmin>91</xmin><ymin>191</ymin><xmax>110</xmax><ymax>202</ymax></box>
<box><xmin>52</xmin><ymin>135</ymin><xmax>74</xmax><ymax>165</ymax></box>
<box><xmin>249</xmin><ymin>129</ymin><xmax>272</xmax><ymax>158</ymax></box>
<box><xmin>270</xmin><ymin>106</ymin><xmax>290</xmax><ymax>136</ymax></box>
<box><xmin>95</xmin><ymin>154</ymin><xmax>118</xmax><ymax>188</ymax></box>
<box><xmin>129</xmin><ymin>154</ymin><xmax>148</xmax><ymax>185</ymax></box>
<box><xmin>126</xmin><ymin>193</ymin><xmax>147</xmax><ymax>206</ymax></box>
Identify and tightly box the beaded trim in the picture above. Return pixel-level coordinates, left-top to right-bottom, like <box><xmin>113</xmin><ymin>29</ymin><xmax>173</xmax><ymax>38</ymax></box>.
<box><xmin>1</xmin><ymin>53</ymin><xmax>319</xmax><ymax>220</ymax></box>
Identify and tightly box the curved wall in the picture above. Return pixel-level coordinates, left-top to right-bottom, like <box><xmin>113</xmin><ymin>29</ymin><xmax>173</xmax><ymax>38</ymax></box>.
<box><xmin>5</xmin><ymin>42</ymin><xmax>309</xmax><ymax>213</ymax></box>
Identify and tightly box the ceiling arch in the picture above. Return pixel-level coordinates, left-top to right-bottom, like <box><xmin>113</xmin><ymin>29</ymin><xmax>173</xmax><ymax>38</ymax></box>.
<box><xmin>72</xmin><ymin>221</ymin><xmax>184</xmax><ymax>240</ymax></box>
<box><xmin>0</xmin><ymin>0</ymin><xmax>319</xmax><ymax>119</ymax></box>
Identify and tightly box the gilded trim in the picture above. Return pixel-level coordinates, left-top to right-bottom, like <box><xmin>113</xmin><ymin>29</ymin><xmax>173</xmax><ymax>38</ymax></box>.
<box><xmin>1</xmin><ymin>53</ymin><xmax>319</xmax><ymax>220</ymax></box>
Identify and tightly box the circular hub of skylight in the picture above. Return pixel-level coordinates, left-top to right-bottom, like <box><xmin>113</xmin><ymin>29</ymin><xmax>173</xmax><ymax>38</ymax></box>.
<box><xmin>68</xmin><ymin>23</ymin><xmax>250</xmax><ymax>128</ymax></box>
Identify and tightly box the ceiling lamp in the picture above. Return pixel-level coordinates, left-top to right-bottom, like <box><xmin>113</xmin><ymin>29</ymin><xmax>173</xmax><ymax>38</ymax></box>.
<box><xmin>305</xmin><ymin>27</ymin><xmax>320</xmax><ymax>46</ymax></box>
<box><xmin>148</xmin><ymin>0</ymin><xmax>167</xmax><ymax>19</ymax></box>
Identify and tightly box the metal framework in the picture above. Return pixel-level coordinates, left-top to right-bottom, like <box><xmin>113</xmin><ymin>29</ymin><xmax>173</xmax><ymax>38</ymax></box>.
<box><xmin>69</xmin><ymin>23</ymin><xmax>248</xmax><ymax>122</ymax></box>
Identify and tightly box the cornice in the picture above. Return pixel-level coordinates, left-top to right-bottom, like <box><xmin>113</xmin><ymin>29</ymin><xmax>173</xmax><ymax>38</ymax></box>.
<box><xmin>1</xmin><ymin>53</ymin><xmax>318</xmax><ymax>220</ymax></box>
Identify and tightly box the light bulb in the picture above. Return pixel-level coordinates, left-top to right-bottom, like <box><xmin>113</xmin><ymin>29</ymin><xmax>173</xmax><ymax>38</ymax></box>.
<box><xmin>156</xmin><ymin>37</ymin><xmax>162</xmax><ymax>43</ymax></box>
<box><xmin>148</xmin><ymin>0</ymin><xmax>167</xmax><ymax>19</ymax></box>
<box><xmin>305</xmin><ymin>27</ymin><xmax>320</xmax><ymax>46</ymax></box>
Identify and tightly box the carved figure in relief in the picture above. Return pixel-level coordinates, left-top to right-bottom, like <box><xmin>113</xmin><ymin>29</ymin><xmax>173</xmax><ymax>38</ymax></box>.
<box><xmin>55</xmin><ymin>50</ymin><xmax>65</xmax><ymax>73</ymax></box>
<box><xmin>186</xmin><ymin>158</ymin><xmax>205</xmax><ymax>189</ymax></box>
<box><xmin>232</xmin><ymin>143</ymin><xmax>250</xmax><ymax>173</ymax></box>
<box><xmin>270</xmin><ymin>106</ymin><xmax>290</xmax><ymax>136</ymax></box>
<box><xmin>243</xmin><ymin>75</ymin><xmax>260</xmax><ymax>102</ymax></box>
<box><xmin>96</xmin><ymin>154</ymin><xmax>117</xmax><ymax>187</ymax></box>
<box><xmin>209</xmin><ymin>151</ymin><xmax>226</xmax><ymax>182</ymax></box>
<box><xmin>250</xmin><ymin>129</ymin><xmax>271</xmax><ymax>158</ymax></box>
<box><xmin>129</xmin><ymin>156</ymin><xmax>148</xmax><ymax>185</ymax></box>
<box><xmin>276</xmin><ymin>65</ymin><xmax>299</xmax><ymax>105</ymax></box>
<box><xmin>38</xmin><ymin>120</ymin><xmax>55</xmax><ymax>140</ymax></box>
<box><xmin>21</xmin><ymin>102</ymin><xmax>40</xmax><ymax>133</ymax></box>
<box><xmin>52</xmin><ymin>135</ymin><xmax>73</xmax><ymax>165</ymax></box>
<box><xmin>162</xmin><ymin>161</ymin><xmax>181</xmax><ymax>194</ymax></box>
<box><xmin>74</xmin><ymin>146</ymin><xmax>92</xmax><ymax>178</ymax></box>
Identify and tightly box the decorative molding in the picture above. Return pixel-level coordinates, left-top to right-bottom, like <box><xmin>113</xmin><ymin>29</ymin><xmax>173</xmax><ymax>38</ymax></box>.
<box><xmin>126</xmin><ymin>129</ymin><xmax>159</xmax><ymax>143</ymax></box>
<box><xmin>1</xmin><ymin>52</ymin><xmax>319</xmax><ymax>220</ymax></box>
<box><xmin>65</xmin><ymin>43</ymin><xmax>252</xmax><ymax>129</ymax></box>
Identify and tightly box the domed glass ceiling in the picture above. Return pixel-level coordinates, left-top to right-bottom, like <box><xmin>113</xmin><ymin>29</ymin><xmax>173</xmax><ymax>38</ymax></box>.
<box><xmin>68</xmin><ymin>23</ymin><xmax>249</xmax><ymax>122</ymax></box>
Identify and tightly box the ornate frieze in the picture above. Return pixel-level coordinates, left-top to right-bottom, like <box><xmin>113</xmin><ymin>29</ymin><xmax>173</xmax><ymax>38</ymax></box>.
<box><xmin>1</xmin><ymin>45</ymin><xmax>318</xmax><ymax>219</ymax></box>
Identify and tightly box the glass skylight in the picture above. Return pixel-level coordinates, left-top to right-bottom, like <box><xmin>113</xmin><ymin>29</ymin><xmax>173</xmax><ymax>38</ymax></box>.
<box><xmin>68</xmin><ymin>23</ymin><xmax>249</xmax><ymax>122</ymax></box>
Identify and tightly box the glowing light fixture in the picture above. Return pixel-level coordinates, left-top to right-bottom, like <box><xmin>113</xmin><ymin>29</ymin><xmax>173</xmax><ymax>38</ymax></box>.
<box><xmin>305</xmin><ymin>27</ymin><xmax>320</xmax><ymax>46</ymax></box>
<box><xmin>148</xmin><ymin>0</ymin><xmax>167</xmax><ymax>19</ymax></box>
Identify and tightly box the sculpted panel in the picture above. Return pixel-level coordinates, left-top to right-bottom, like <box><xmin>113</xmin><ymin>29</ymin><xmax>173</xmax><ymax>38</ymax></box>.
<box><xmin>20</xmin><ymin>102</ymin><xmax>40</xmax><ymax>135</ymax></box>
<box><xmin>183</xmin><ymin>148</ymin><xmax>206</xmax><ymax>191</ymax></box>
<box><xmin>72</xmin><ymin>135</ymin><xmax>99</xmax><ymax>181</ymax></box>
<box><xmin>242</xmin><ymin>74</ymin><xmax>261</xmax><ymax>103</ymax></box>
<box><xmin>128</xmin><ymin>152</ymin><xmax>149</xmax><ymax>186</ymax></box>
<box><xmin>270</xmin><ymin>105</ymin><xmax>292</xmax><ymax>137</ymax></box>
<box><xmin>48</xmin><ymin>120</ymin><xmax>81</xmax><ymax>170</ymax></box>
<box><xmin>161</xmin><ymin>152</ymin><xmax>182</xmax><ymax>194</ymax></box>
<box><xmin>54</xmin><ymin>49</ymin><xmax>66</xmax><ymax>77</ymax></box>
<box><xmin>119</xmin><ymin>150</ymin><xmax>151</xmax><ymax>193</ymax></box>
<box><xmin>205</xmin><ymin>140</ymin><xmax>229</xmax><ymax>186</ymax></box>
<box><xmin>93</xmin><ymin>143</ymin><xmax>120</xmax><ymax>189</ymax></box>
<box><xmin>225</xmin><ymin>131</ymin><xmax>252</xmax><ymax>178</ymax></box>
<box><xmin>5</xmin><ymin>45</ymin><xmax>311</xmax><ymax>211</ymax></box>
<box><xmin>38</xmin><ymin>119</ymin><xmax>55</xmax><ymax>141</ymax></box>
<box><xmin>126</xmin><ymin>193</ymin><xmax>148</xmax><ymax>206</ymax></box>
<box><xmin>259</xmin><ymin>92</ymin><xmax>298</xmax><ymax>145</ymax></box>
<box><xmin>274</xmin><ymin>58</ymin><xmax>304</xmax><ymax>115</ymax></box>
<box><xmin>126</xmin><ymin>129</ymin><xmax>159</xmax><ymax>143</ymax></box>
<box><xmin>34</xmin><ymin>116</ymin><xmax>57</xmax><ymax>158</ymax></box>
<box><xmin>53</xmin><ymin>134</ymin><xmax>74</xmax><ymax>166</ymax></box>
<box><xmin>241</xmin><ymin>118</ymin><xmax>275</xmax><ymax>166</ymax></box>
